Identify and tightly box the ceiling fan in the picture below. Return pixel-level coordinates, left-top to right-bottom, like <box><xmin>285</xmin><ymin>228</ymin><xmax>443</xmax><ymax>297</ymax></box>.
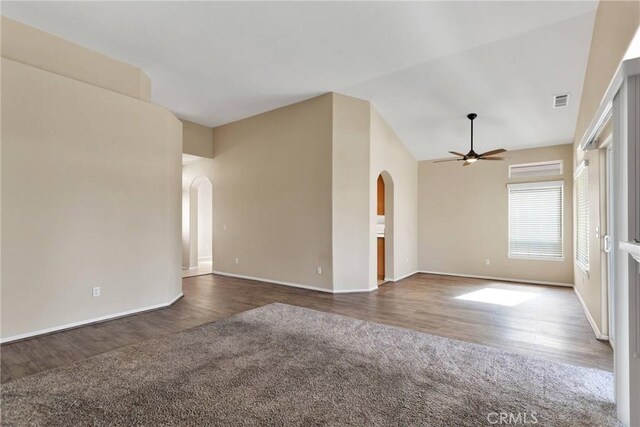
<box><xmin>433</xmin><ymin>113</ymin><xmax>507</xmax><ymax>166</ymax></box>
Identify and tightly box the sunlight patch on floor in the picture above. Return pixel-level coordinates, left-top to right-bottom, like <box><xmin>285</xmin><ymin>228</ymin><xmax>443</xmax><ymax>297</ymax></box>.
<box><xmin>455</xmin><ymin>287</ymin><xmax>539</xmax><ymax>307</ymax></box>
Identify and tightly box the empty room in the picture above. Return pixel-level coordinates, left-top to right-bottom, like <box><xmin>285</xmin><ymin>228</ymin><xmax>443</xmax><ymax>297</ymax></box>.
<box><xmin>1</xmin><ymin>1</ymin><xmax>639</xmax><ymax>426</ymax></box>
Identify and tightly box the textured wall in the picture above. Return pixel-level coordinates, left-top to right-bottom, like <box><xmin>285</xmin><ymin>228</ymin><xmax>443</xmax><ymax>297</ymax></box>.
<box><xmin>1</xmin><ymin>16</ymin><xmax>152</xmax><ymax>101</ymax></box>
<box><xmin>1</xmin><ymin>58</ymin><xmax>182</xmax><ymax>340</ymax></box>
<box><xmin>418</xmin><ymin>144</ymin><xmax>574</xmax><ymax>285</ymax></box>
<box><xmin>211</xmin><ymin>94</ymin><xmax>334</xmax><ymax>291</ymax></box>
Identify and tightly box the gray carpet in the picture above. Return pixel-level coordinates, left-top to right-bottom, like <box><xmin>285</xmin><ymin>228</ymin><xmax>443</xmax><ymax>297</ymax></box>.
<box><xmin>2</xmin><ymin>303</ymin><xmax>618</xmax><ymax>426</ymax></box>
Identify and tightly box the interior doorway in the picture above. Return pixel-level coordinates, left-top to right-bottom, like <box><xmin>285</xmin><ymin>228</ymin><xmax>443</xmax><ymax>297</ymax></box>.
<box><xmin>376</xmin><ymin>172</ymin><xmax>394</xmax><ymax>285</ymax></box>
<box><xmin>377</xmin><ymin>175</ymin><xmax>385</xmax><ymax>282</ymax></box>
<box><xmin>182</xmin><ymin>154</ymin><xmax>214</xmax><ymax>278</ymax></box>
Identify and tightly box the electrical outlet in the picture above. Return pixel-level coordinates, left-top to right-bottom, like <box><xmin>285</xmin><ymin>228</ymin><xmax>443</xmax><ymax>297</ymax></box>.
<box><xmin>92</xmin><ymin>286</ymin><xmax>101</xmax><ymax>297</ymax></box>
<box><xmin>317</xmin><ymin>266</ymin><xmax>322</xmax><ymax>275</ymax></box>
<box><xmin>406</xmin><ymin>258</ymin><xmax>409</xmax><ymax>264</ymax></box>
<box><xmin>224</xmin><ymin>224</ymin><xmax>228</xmax><ymax>231</ymax></box>
<box><xmin>235</xmin><ymin>257</ymin><xmax>239</xmax><ymax>264</ymax></box>
<box><xmin>485</xmin><ymin>259</ymin><xmax>491</xmax><ymax>266</ymax></box>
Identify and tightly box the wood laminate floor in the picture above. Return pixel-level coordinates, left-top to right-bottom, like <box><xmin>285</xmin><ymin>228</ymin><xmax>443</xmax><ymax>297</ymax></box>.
<box><xmin>0</xmin><ymin>273</ymin><xmax>613</xmax><ymax>384</ymax></box>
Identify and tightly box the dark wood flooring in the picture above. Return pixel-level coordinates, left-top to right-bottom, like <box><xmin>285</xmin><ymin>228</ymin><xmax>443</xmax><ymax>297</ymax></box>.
<box><xmin>1</xmin><ymin>273</ymin><xmax>613</xmax><ymax>384</ymax></box>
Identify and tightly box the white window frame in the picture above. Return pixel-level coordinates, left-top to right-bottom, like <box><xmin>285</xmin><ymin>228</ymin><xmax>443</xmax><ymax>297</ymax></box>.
<box><xmin>507</xmin><ymin>180</ymin><xmax>565</xmax><ymax>261</ymax></box>
<box><xmin>574</xmin><ymin>160</ymin><xmax>590</xmax><ymax>274</ymax></box>
<box><xmin>508</xmin><ymin>160</ymin><xmax>563</xmax><ymax>179</ymax></box>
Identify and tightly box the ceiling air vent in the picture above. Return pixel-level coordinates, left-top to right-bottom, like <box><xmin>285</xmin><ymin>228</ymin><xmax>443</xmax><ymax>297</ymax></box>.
<box><xmin>509</xmin><ymin>160</ymin><xmax>563</xmax><ymax>179</ymax></box>
<box><xmin>553</xmin><ymin>94</ymin><xmax>569</xmax><ymax>108</ymax></box>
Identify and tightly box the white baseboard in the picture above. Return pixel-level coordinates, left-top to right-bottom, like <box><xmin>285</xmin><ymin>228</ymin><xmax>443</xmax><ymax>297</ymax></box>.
<box><xmin>0</xmin><ymin>292</ymin><xmax>184</xmax><ymax>344</ymax></box>
<box><xmin>382</xmin><ymin>271</ymin><xmax>418</xmax><ymax>283</ymax></box>
<box><xmin>418</xmin><ymin>271</ymin><xmax>573</xmax><ymax>287</ymax></box>
<box><xmin>574</xmin><ymin>286</ymin><xmax>609</xmax><ymax>340</ymax></box>
<box><xmin>212</xmin><ymin>271</ymin><xmax>373</xmax><ymax>294</ymax></box>
<box><xmin>333</xmin><ymin>287</ymin><xmax>374</xmax><ymax>294</ymax></box>
<box><xmin>393</xmin><ymin>271</ymin><xmax>419</xmax><ymax>282</ymax></box>
<box><xmin>213</xmin><ymin>270</ymin><xmax>333</xmax><ymax>293</ymax></box>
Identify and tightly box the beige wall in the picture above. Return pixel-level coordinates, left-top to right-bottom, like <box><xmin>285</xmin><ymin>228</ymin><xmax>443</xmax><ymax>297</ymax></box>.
<box><xmin>211</xmin><ymin>94</ymin><xmax>334</xmax><ymax>291</ymax></box>
<box><xmin>1</xmin><ymin>58</ymin><xmax>182</xmax><ymax>340</ymax></box>
<box><xmin>574</xmin><ymin>1</ymin><xmax>639</xmax><ymax>147</ymax></box>
<box><xmin>573</xmin><ymin>147</ymin><xmax>603</xmax><ymax>329</ymax></box>
<box><xmin>210</xmin><ymin>93</ymin><xmax>418</xmax><ymax>293</ymax></box>
<box><xmin>1</xmin><ymin>17</ymin><xmax>152</xmax><ymax>101</ymax></box>
<box><xmin>572</xmin><ymin>1</ymin><xmax>639</xmax><ymax>338</ymax></box>
<box><xmin>418</xmin><ymin>144</ymin><xmax>574</xmax><ymax>285</ymax></box>
<box><xmin>182</xmin><ymin>120</ymin><xmax>214</xmax><ymax>158</ymax></box>
<box><xmin>370</xmin><ymin>107</ymin><xmax>419</xmax><ymax>286</ymax></box>
<box><xmin>573</xmin><ymin>131</ymin><xmax>610</xmax><ymax>337</ymax></box>
<box><xmin>329</xmin><ymin>94</ymin><xmax>419</xmax><ymax>292</ymax></box>
<box><xmin>332</xmin><ymin>94</ymin><xmax>372</xmax><ymax>291</ymax></box>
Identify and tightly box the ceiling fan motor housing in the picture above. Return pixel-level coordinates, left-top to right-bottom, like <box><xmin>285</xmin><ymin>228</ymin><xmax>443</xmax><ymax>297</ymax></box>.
<box><xmin>433</xmin><ymin>112</ymin><xmax>506</xmax><ymax>164</ymax></box>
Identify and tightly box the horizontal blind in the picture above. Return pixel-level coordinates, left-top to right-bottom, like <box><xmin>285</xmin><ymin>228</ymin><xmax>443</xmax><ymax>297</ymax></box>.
<box><xmin>576</xmin><ymin>166</ymin><xmax>589</xmax><ymax>270</ymax></box>
<box><xmin>508</xmin><ymin>182</ymin><xmax>563</xmax><ymax>259</ymax></box>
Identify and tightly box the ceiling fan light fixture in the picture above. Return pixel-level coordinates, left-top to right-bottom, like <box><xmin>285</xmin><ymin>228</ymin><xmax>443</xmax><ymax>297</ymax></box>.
<box><xmin>433</xmin><ymin>113</ymin><xmax>507</xmax><ymax>166</ymax></box>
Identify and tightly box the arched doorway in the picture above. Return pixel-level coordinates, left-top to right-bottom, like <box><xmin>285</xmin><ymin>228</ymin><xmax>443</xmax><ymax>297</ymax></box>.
<box><xmin>377</xmin><ymin>172</ymin><xmax>394</xmax><ymax>284</ymax></box>
<box><xmin>183</xmin><ymin>176</ymin><xmax>213</xmax><ymax>276</ymax></box>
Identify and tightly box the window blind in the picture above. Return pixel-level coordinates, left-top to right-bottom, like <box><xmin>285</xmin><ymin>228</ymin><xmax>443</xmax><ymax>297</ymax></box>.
<box><xmin>575</xmin><ymin>163</ymin><xmax>589</xmax><ymax>271</ymax></box>
<box><xmin>508</xmin><ymin>181</ymin><xmax>564</xmax><ymax>260</ymax></box>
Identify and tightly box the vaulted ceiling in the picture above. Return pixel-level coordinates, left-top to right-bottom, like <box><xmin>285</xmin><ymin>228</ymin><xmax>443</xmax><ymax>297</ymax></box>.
<box><xmin>2</xmin><ymin>1</ymin><xmax>597</xmax><ymax>160</ymax></box>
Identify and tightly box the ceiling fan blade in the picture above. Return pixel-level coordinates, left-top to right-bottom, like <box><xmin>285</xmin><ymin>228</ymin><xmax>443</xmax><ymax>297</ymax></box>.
<box><xmin>478</xmin><ymin>148</ymin><xmax>506</xmax><ymax>157</ymax></box>
<box><xmin>478</xmin><ymin>156</ymin><xmax>507</xmax><ymax>161</ymax></box>
<box><xmin>448</xmin><ymin>151</ymin><xmax>466</xmax><ymax>157</ymax></box>
<box><xmin>433</xmin><ymin>158</ymin><xmax>462</xmax><ymax>163</ymax></box>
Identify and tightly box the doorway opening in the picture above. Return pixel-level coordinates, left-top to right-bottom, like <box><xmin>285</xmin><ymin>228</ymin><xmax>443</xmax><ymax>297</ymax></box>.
<box><xmin>376</xmin><ymin>172</ymin><xmax>394</xmax><ymax>285</ymax></box>
<box><xmin>182</xmin><ymin>154</ymin><xmax>213</xmax><ymax>278</ymax></box>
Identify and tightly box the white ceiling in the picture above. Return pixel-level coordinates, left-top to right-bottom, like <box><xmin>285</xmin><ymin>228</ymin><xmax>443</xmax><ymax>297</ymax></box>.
<box><xmin>2</xmin><ymin>1</ymin><xmax>597</xmax><ymax>160</ymax></box>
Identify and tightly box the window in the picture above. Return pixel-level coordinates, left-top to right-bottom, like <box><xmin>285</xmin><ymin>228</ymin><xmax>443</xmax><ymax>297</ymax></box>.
<box><xmin>508</xmin><ymin>181</ymin><xmax>564</xmax><ymax>260</ymax></box>
<box><xmin>509</xmin><ymin>160</ymin><xmax>563</xmax><ymax>179</ymax></box>
<box><xmin>575</xmin><ymin>161</ymin><xmax>589</xmax><ymax>272</ymax></box>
